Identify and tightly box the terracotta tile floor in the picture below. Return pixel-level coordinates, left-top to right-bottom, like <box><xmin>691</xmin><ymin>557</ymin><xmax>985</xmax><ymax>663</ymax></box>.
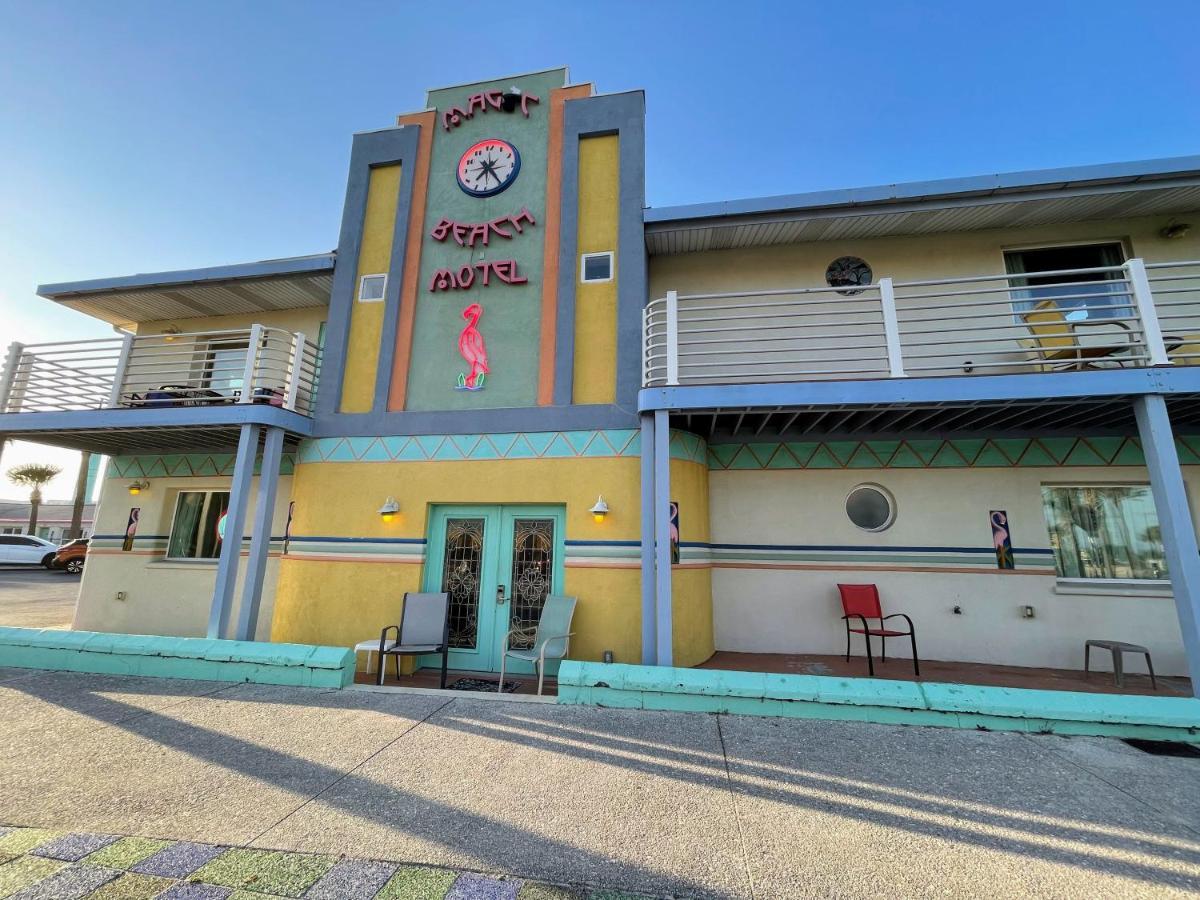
<box><xmin>699</xmin><ymin>651</ymin><xmax>1193</xmax><ymax>697</ymax></box>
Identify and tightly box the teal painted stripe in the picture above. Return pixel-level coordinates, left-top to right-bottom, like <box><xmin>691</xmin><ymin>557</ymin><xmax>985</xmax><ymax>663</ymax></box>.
<box><xmin>557</xmin><ymin>662</ymin><xmax>1200</xmax><ymax>741</ymax></box>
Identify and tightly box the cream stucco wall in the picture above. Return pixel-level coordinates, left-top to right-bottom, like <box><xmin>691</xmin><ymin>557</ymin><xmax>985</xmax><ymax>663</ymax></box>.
<box><xmin>709</xmin><ymin>465</ymin><xmax>1193</xmax><ymax>675</ymax></box>
<box><xmin>74</xmin><ymin>472</ymin><xmax>294</xmax><ymax>640</ymax></box>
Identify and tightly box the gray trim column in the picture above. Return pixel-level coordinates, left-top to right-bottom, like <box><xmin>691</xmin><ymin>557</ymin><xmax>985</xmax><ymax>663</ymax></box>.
<box><xmin>1133</xmin><ymin>395</ymin><xmax>1200</xmax><ymax>696</ymax></box>
<box><xmin>234</xmin><ymin>425</ymin><xmax>285</xmax><ymax>642</ymax></box>
<box><xmin>639</xmin><ymin>412</ymin><xmax>657</xmax><ymax>665</ymax></box>
<box><xmin>653</xmin><ymin>410</ymin><xmax>673</xmax><ymax>666</ymax></box>
<box><xmin>208</xmin><ymin>423</ymin><xmax>260</xmax><ymax>640</ymax></box>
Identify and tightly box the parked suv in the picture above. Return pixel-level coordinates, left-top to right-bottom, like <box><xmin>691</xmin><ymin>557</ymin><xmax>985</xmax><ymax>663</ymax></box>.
<box><xmin>53</xmin><ymin>538</ymin><xmax>89</xmax><ymax>575</ymax></box>
<box><xmin>0</xmin><ymin>534</ymin><xmax>59</xmax><ymax>568</ymax></box>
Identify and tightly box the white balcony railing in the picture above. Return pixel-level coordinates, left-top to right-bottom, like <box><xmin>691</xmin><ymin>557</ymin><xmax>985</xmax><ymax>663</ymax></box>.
<box><xmin>643</xmin><ymin>259</ymin><xmax>1200</xmax><ymax>387</ymax></box>
<box><xmin>0</xmin><ymin>326</ymin><xmax>320</xmax><ymax>416</ymax></box>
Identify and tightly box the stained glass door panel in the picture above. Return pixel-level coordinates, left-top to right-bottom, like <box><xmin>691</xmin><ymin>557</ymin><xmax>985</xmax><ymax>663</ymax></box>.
<box><xmin>505</xmin><ymin>519</ymin><xmax>555</xmax><ymax>651</ymax></box>
<box><xmin>439</xmin><ymin>518</ymin><xmax>486</xmax><ymax>650</ymax></box>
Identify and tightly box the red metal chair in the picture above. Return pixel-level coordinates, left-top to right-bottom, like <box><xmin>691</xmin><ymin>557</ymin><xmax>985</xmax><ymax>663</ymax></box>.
<box><xmin>837</xmin><ymin>583</ymin><xmax>920</xmax><ymax>677</ymax></box>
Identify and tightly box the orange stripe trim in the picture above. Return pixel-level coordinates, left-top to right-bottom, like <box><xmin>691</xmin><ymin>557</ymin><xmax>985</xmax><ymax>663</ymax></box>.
<box><xmin>387</xmin><ymin>109</ymin><xmax>436</xmax><ymax>411</ymax></box>
<box><xmin>537</xmin><ymin>84</ymin><xmax>592</xmax><ymax>405</ymax></box>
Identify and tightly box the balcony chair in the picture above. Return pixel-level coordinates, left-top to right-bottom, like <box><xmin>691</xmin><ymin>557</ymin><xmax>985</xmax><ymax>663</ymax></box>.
<box><xmin>377</xmin><ymin>591</ymin><xmax>450</xmax><ymax>688</ymax></box>
<box><xmin>837</xmin><ymin>583</ymin><xmax>919</xmax><ymax>677</ymax></box>
<box><xmin>498</xmin><ymin>594</ymin><xmax>577</xmax><ymax>695</ymax></box>
<box><xmin>1020</xmin><ymin>301</ymin><xmax>1135</xmax><ymax>371</ymax></box>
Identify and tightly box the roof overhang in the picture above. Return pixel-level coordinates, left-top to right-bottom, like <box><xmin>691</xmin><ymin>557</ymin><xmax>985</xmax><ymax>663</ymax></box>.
<box><xmin>37</xmin><ymin>253</ymin><xmax>336</xmax><ymax>327</ymax></box>
<box><xmin>644</xmin><ymin>156</ymin><xmax>1200</xmax><ymax>255</ymax></box>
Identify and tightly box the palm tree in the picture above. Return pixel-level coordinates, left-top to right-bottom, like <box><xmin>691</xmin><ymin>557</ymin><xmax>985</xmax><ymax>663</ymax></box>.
<box><xmin>68</xmin><ymin>451</ymin><xmax>93</xmax><ymax>540</ymax></box>
<box><xmin>6</xmin><ymin>463</ymin><xmax>63</xmax><ymax>536</ymax></box>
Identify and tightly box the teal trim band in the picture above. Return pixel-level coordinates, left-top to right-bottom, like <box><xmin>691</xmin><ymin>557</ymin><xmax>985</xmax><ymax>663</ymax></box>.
<box><xmin>557</xmin><ymin>662</ymin><xmax>1200</xmax><ymax>741</ymax></box>
<box><xmin>107</xmin><ymin>453</ymin><xmax>297</xmax><ymax>479</ymax></box>
<box><xmin>708</xmin><ymin>436</ymin><xmax>1200</xmax><ymax>470</ymax></box>
<box><xmin>296</xmin><ymin>428</ymin><xmax>708</xmax><ymax>464</ymax></box>
<box><xmin>0</xmin><ymin>627</ymin><xmax>355</xmax><ymax>689</ymax></box>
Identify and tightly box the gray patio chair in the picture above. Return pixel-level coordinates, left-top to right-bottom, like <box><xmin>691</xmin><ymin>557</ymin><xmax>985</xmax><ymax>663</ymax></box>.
<box><xmin>498</xmin><ymin>594</ymin><xmax>577</xmax><ymax>695</ymax></box>
<box><xmin>377</xmin><ymin>592</ymin><xmax>450</xmax><ymax>688</ymax></box>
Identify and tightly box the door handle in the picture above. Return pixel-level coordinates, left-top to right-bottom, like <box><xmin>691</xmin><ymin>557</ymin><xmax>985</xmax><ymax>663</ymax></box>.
<box><xmin>496</xmin><ymin>585</ymin><xmax>507</xmax><ymax>605</ymax></box>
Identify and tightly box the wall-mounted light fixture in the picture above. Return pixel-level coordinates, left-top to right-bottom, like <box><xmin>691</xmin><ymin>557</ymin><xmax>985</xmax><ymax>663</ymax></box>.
<box><xmin>589</xmin><ymin>495</ymin><xmax>610</xmax><ymax>523</ymax></box>
<box><xmin>1160</xmin><ymin>222</ymin><xmax>1191</xmax><ymax>240</ymax></box>
<box><xmin>161</xmin><ymin>326</ymin><xmax>182</xmax><ymax>342</ymax></box>
<box><xmin>500</xmin><ymin>86</ymin><xmax>523</xmax><ymax>112</ymax></box>
<box><xmin>128</xmin><ymin>480</ymin><xmax>150</xmax><ymax>496</ymax></box>
<box><xmin>378</xmin><ymin>497</ymin><xmax>400</xmax><ymax>523</ymax></box>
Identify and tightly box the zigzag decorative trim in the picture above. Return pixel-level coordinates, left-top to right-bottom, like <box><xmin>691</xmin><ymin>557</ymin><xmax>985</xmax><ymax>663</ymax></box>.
<box><xmin>107</xmin><ymin>454</ymin><xmax>297</xmax><ymax>479</ymax></box>
<box><xmin>707</xmin><ymin>436</ymin><xmax>1200</xmax><ymax>470</ymax></box>
<box><xmin>295</xmin><ymin>429</ymin><xmax>709</xmax><ymax>465</ymax></box>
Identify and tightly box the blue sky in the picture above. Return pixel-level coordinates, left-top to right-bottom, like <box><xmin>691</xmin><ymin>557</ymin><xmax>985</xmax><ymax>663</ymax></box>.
<box><xmin>1</xmin><ymin>0</ymin><xmax>1198</xmax><ymax>498</ymax></box>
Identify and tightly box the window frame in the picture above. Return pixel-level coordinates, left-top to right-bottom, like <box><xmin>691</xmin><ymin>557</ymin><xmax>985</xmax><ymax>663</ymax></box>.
<box><xmin>579</xmin><ymin>252</ymin><xmax>614</xmax><ymax>284</ymax></box>
<box><xmin>165</xmin><ymin>490</ymin><xmax>232</xmax><ymax>561</ymax></box>
<box><xmin>1039</xmin><ymin>481</ymin><xmax>1168</xmax><ymax>583</ymax></box>
<box><xmin>1001</xmin><ymin>238</ymin><xmax>1131</xmax><ymax>323</ymax></box>
<box><xmin>358</xmin><ymin>273</ymin><xmax>387</xmax><ymax>302</ymax></box>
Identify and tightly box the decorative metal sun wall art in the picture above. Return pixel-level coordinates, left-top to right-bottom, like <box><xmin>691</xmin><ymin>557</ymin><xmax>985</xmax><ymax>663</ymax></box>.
<box><xmin>826</xmin><ymin>256</ymin><xmax>873</xmax><ymax>295</ymax></box>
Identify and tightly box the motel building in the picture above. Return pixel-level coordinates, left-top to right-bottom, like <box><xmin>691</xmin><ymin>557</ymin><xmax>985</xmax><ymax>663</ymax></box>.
<box><xmin>4</xmin><ymin>67</ymin><xmax>1200</xmax><ymax>703</ymax></box>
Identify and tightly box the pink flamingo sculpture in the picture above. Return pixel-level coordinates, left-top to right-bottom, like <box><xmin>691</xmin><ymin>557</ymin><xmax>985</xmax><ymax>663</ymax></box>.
<box><xmin>457</xmin><ymin>303</ymin><xmax>490</xmax><ymax>390</ymax></box>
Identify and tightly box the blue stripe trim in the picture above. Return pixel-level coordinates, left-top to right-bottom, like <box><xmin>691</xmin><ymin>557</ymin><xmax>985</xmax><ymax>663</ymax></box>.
<box><xmin>566</xmin><ymin>539</ymin><xmax>642</xmax><ymax>547</ymax></box>
<box><xmin>708</xmin><ymin>542</ymin><xmax>1055</xmax><ymax>555</ymax></box>
<box><xmin>285</xmin><ymin>535</ymin><xmax>427</xmax><ymax>545</ymax></box>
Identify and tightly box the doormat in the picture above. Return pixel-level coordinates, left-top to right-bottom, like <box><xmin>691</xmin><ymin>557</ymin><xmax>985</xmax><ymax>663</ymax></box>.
<box><xmin>448</xmin><ymin>677</ymin><xmax>521</xmax><ymax>693</ymax></box>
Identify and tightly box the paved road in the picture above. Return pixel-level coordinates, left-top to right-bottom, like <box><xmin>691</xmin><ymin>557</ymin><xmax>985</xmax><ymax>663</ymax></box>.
<box><xmin>0</xmin><ymin>567</ymin><xmax>79</xmax><ymax>629</ymax></box>
<box><xmin>0</xmin><ymin>669</ymin><xmax>1197</xmax><ymax>898</ymax></box>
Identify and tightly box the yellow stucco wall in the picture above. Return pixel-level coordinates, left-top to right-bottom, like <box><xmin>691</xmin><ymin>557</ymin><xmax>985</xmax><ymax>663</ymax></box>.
<box><xmin>572</xmin><ymin>135</ymin><xmax>619</xmax><ymax>405</ymax></box>
<box><xmin>271</xmin><ymin>455</ymin><xmax>653</xmax><ymax>667</ymax></box>
<box><xmin>340</xmin><ymin>163</ymin><xmax>402</xmax><ymax>413</ymax></box>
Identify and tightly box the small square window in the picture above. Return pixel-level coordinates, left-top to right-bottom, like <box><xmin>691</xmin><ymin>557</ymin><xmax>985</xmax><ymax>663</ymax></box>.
<box><xmin>580</xmin><ymin>252</ymin><xmax>613</xmax><ymax>284</ymax></box>
<box><xmin>358</xmin><ymin>273</ymin><xmax>387</xmax><ymax>302</ymax></box>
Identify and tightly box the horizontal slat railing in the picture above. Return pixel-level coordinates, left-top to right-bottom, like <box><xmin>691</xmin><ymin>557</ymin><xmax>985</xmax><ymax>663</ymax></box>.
<box><xmin>0</xmin><ymin>326</ymin><xmax>319</xmax><ymax>417</ymax></box>
<box><xmin>644</xmin><ymin>259</ymin><xmax>1186</xmax><ymax>388</ymax></box>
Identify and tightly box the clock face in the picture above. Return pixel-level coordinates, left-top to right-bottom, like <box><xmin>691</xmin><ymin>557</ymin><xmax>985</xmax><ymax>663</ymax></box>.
<box><xmin>456</xmin><ymin>138</ymin><xmax>521</xmax><ymax>198</ymax></box>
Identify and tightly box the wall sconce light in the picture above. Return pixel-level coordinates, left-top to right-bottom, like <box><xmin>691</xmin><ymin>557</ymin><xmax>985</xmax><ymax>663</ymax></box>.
<box><xmin>378</xmin><ymin>497</ymin><xmax>400</xmax><ymax>523</ymax></box>
<box><xmin>1160</xmin><ymin>223</ymin><xmax>1191</xmax><ymax>240</ymax></box>
<box><xmin>589</xmin><ymin>495</ymin><xmax>610</xmax><ymax>523</ymax></box>
<box><xmin>161</xmin><ymin>326</ymin><xmax>182</xmax><ymax>342</ymax></box>
<box><xmin>500</xmin><ymin>86</ymin><xmax>523</xmax><ymax>112</ymax></box>
<box><xmin>128</xmin><ymin>480</ymin><xmax>150</xmax><ymax>496</ymax></box>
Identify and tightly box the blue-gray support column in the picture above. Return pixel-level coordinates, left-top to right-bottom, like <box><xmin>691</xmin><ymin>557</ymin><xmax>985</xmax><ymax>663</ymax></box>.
<box><xmin>208</xmin><ymin>423</ymin><xmax>260</xmax><ymax>640</ymax></box>
<box><xmin>1133</xmin><ymin>394</ymin><xmax>1200</xmax><ymax>696</ymax></box>
<box><xmin>234</xmin><ymin>425</ymin><xmax>285</xmax><ymax>642</ymax></box>
<box><xmin>639</xmin><ymin>413</ymin><xmax>657</xmax><ymax>665</ymax></box>
<box><xmin>653</xmin><ymin>410</ymin><xmax>673</xmax><ymax>667</ymax></box>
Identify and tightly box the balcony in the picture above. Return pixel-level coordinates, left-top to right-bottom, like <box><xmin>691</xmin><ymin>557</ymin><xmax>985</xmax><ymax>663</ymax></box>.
<box><xmin>0</xmin><ymin>326</ymin><xmax>320</xmax><ymax>452</ymax></box>
<box><xmin>643</xmin><ymin>259</ymin><xmax>1200</xmax><ymax>387</ymax></box>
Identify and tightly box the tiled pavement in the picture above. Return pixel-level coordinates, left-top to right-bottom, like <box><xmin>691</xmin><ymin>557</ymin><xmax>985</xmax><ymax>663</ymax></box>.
<box><xmin>0</xmin><ymin>827</ymin><xmax>645</xmax><ymax>899</ymax></box>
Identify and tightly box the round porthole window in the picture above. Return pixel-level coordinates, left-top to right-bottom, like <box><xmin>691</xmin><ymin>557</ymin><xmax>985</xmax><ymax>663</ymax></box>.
<box><xmin>826</xmin><ymin>256</ymin><xmax>873</xmax><ymax>295</ymax></box>
<box><xmin>845</xmin><ymin>484</ymin><xmax>895</xmax><ymax>532</ymax></box>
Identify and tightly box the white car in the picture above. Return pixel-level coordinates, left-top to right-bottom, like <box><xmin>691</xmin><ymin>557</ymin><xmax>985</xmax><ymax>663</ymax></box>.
<box><xmin>0</xmin><ymin>535</ymin><xmax>60</xmax><ymax>568</ymax></box>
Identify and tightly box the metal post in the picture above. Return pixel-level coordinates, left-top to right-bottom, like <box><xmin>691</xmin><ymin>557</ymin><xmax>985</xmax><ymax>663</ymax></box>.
<box><xmin>284</xmin><ymin>332</ymin><xmax>306</xmax><ymax>411</ymax></box>
<box><xmin>235</xmin><ymin>426</ymin><xmax>284</xmax><ymax>641</ymax></box>
<box><xmin>878</xmin><ymin>278</ymin><xmax>907</xmax><ymax>378</ymax></box>
<box><xmin>208</xmin><ymin>423</ymin><xmax>260</xmax><ymax>640</ymax></box>
<box><xmin>107</xmin><ymin>333</ymin><xmax>134</xmax><ymax>409</ymax></box>
<box><xmin>0</xmin><ymin>342</ymin><xmax>24</xmax><ymax>412</ymax></box>
<box><xmin>239</xmin><ymin>324</ymin><xmax>265</xmax><ymax>404</ymax></box>
<box><xmin>639</xmin><ymin>413</ymin><xmax>657</xmax><ymax>665</ymax></box>
<box><xmin>1126</xmin><ymin>259</ymin><xmax>1170</xmax><ymax>366</ymax></box>
<box><xmin>1133</xmin><ymin>394</ymin><xmax>1200</xmax><ymax>696</ymax></box>
<box><xmin>665</xmin><ymin>291</ymin><xmax>680</xmax><ymax>386</ymax></box>
<box><xmin>653</xmin><ymin>409</ymin><xmax>674</xmax><ymax>667</ymax></box>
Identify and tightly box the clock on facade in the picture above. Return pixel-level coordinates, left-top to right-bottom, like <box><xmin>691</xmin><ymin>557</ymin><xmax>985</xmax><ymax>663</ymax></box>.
<box><xmin>825</xmin><ymin>256</ymin><xmax>873</xmax><ymax>295</ymax></box>
<box><xmin>456</xmin><ymin>138</ymin><xmax>521</xmax><ymax>198</ymax></box>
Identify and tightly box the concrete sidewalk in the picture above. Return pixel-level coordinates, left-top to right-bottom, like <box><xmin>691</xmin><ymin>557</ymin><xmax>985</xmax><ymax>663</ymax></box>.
<box><xmin>0</xmin><ymin>667</ymin><xmax>1198</xmax><ymax>898</ymax></box>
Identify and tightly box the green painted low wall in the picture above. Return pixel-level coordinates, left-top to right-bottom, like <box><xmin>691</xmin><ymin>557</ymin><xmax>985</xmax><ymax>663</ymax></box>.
<box><xmin>0</xmin><ymin>627</ymin><xmax>355</xmax><ymax>689</ymax></box>
<box><xmin>557</xmin><ymin>662</ymin><xmax>1200</xmax><ymax>742</ymax></box>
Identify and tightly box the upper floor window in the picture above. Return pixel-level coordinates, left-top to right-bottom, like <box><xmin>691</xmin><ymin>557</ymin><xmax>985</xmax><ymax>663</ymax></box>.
<box><xmin>1004</xmin><ymin>242</ymin><xmax>1128</xmax><ymax>322</ymax></box>
<box><xmin>1041</xmin><ymin>484</ymin><xmax>1165</xmax><ymax>580</ymax></box>
<box><xmin>580</xmin><ymin>252</ymin><xmax>614</xmax><ymax>284</ymax></box>
<box><xmin>359</xmin><ymin>273</ymin><xmax>387</xmax><ymax>302</ymax></box>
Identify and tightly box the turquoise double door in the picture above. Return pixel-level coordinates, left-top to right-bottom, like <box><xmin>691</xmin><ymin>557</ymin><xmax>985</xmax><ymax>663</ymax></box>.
<box><xmin>422</xmin><ymin>505</ymin><xmax>565</xmax><ymax>673</ymax></box>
